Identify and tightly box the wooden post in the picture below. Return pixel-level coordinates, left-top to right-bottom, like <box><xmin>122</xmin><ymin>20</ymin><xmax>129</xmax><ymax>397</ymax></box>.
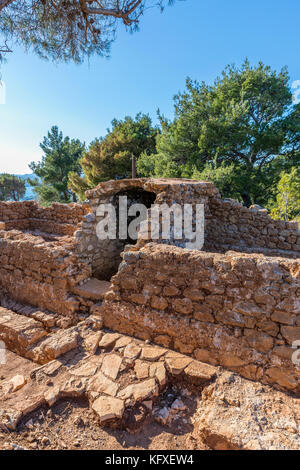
<box><xmin>132</xmin><ymin>155</ymin><xmax>137</xmax><ymax>179</ymax></box>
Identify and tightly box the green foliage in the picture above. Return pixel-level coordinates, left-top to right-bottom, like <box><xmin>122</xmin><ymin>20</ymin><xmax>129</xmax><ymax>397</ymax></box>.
<box><xmin>154</xmin><ymin>60</ymin><xmax>300</xmax><ymax>206</ymax></box>
<box><xmin>0</xmin><ymin>173</ymin><xmax>26</xmax><ymax>201</ymax></box>
<box><xmin>137</xmin><ymin>152</ymin><xmax>181</xmax><ymax>178</ymax></box>
<box><xmin>270</xmin><ymin>167</ymin><xmax>300</xmax><ymax>221</ymax></box>
<box><xmin>191</xmin><ymin>163</ymin><xmax>247</xmax><ymax>201</ymax></box>
<box><xmin>29</xmin><ymin>125</ymin><xmax>85</xmax><ymax>205</ymax></box>
<box><xmin>69</xmin><ymin>114</ymin><xmax>159</xmax><ymax>201</ymax></box>
<box><xmin>3</xmin><ymin>58</ymin><xmax>297</xmax><ymax>220</ymax></box>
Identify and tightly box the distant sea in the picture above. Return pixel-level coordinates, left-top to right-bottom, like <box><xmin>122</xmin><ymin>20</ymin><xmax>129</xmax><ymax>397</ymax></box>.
<box><xmin>15</xmin><ymin>174</ymin><xmax>38</xmax><ymax>201</ymax></box>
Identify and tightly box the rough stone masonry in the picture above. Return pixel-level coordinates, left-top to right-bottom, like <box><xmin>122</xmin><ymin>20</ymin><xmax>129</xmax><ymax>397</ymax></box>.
<box><xmin>0</xmin><ymin>178</ymin><xmax>299</xmax><ymax>394</ymax></box>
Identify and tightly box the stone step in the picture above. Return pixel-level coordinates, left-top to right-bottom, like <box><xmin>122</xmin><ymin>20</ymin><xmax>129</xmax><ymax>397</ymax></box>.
<box><xmin>0</xmin><ymin>307</ymin><xmax>47</xmax><ymax>356</ymax></box>
<box><xmin>72</xmin><ymin>278</ymin><xmax>111</xmax><ymax>301</ymax></box>
<box><xmin>0</xmin><ymin>307</ymin><xmax>78</xmax><ymax>364</ymax></box>
<box><xmin>27</xmin><ymin>328</ymin><xmax>79</xmax><ymax>364</ymax></box>
<box><xmin>0</xmin><ymin>297</ymin><xmax>58</xmax><ymax>329</ymax></box>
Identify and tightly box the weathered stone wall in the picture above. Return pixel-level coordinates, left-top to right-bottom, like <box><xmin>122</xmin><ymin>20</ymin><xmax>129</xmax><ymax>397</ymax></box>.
<box><xmin>76</xmin><ymin>179</ymin><xmax>217</xmax><ymax>279</ymax></box>
<box><xmin>0</xmin><ymin>201</ymin><xmax>34</xmax><ymax>220</ymax></box>
<box><xmin>0</xmin><ymin>201</ymin><xmax>89</xmax><ymax>235</ymax></box>
<box><xmin>75</xmin><ymin>179</ymin><xmax>299</xmax><ymax>282</ymax></box>
<box><xmin>204</xmin><ymin>197</ymin><xmax>300</xmax><ymax>257</ymax></box>
<box><xmin>0</xmin><ymin>180</ymin><xmax>299</xmax><ymax>395</ymax></box>
<box><xmin>0</xmin><ymin>201</ymin><xmax>33</xmax><ymax>231</ymax></box>
<box><xmin>75</xmin><ymin>186</ymin><xmax>158</xmax><ymax>279</ymax></box>
<box><xmin>0</xmin><ymin>230</ymin><xmax>91</xmax><ymax>316</ymax></box>
<box><xmin>104</xmin><ymin>243</ymin><xmax>300</xmax><ymax>393</ymax></box>
<box><xmin>30</xmin><ymin>202</ymin><xmax>90</xmax><ymax>235</ymax></box>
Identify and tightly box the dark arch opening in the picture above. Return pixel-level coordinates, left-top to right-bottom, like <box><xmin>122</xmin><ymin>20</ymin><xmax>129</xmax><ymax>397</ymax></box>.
<box><xmin>114</xmin><ymin>188</ymin><xmax>157</xmax><ymax>246</ymax></box>
<box><xmin>93</xmin><ymin>188</ymin><xmax>156</xmax><ymax>281</ymax></box>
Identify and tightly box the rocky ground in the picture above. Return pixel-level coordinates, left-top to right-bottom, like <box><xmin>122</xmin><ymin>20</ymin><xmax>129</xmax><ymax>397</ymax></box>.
<box><xmin>0</xmin><ymin>311</ymin><xmax>299</xmax><ymax>451</ymax></box>
<box><xmin>0</xmin><ymin>390</ymin><xmax>205</xmax><ymax>451</ymax></box>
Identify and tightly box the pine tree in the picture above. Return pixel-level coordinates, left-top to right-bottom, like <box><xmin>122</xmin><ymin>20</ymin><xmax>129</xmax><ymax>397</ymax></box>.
<box><xmin>29</xmin><ymin>126</ymin><xmax>85</xmax><ymax>205</ymax></box>
<box><xmin>69</xmin><ymin>114</ymin><xmax>159</xmax><ymax>200</ymax></box>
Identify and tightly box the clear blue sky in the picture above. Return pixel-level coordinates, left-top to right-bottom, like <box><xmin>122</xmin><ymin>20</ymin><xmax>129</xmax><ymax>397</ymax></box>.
<box><xmin>1</xmin><ymin>0</ymin><xmax>300</xmax><ymax>174</ymax></box>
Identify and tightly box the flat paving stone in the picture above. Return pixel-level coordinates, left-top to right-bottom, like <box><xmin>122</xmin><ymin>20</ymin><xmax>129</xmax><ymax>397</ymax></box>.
<box><xmin>184</xmin><ymin>360</ymin><xmax>217</xmax><ymax>382</ymax></box>
<box><xmin>87</xmin><ymin>371</ymin><xmax>119</xmax><ymax>397</ymax></box>
<box><xmin>123</xmin><ymin>343</ymin><xmax>141</xmax><ymax>360</ymax></box>
<box><xmin>118</xmin><ymin>378</ymin><xmax>158</xmax><ymax>402</ymax></box>
<box><xmin>165</xmin><ymin>356</ymin><xmax>193</xmax><ymax>375</ymax></box>
<box><xmin>98</xmin><ymin>333</ymin><xmax>121</xmax><ymax>349</ymax></box>
<box><xmin>72</xmin><ymin>278</ymin><xmax>111</xmax><ymax>301</ymax></box>
<box><xmin>71</xmin><ymin>362</ymin><xmax>98</xmax><ymax>377</ymax></box>
<box><xmin>101</xmin><ymin>354</ymin><xmax>122</xmax><ymax>380</ymax></box>
<box><xmin>92</xmin><ymin>396</ymin><xmax>124</xmax><ymax>424</ymax></box>
<box><xmin>140</xmin><ymin>346</ymin><xmax>167</xmax><ymax>361</ymax></box>
<box><xmin>84</xmin><ymin>332</ymin><xmax>102</xmax><ymax>355</ymax></box>
<box><xmin>134</xmin><ymin>360</ymin><xmax>149</xmax><ymax>379</ymax></box>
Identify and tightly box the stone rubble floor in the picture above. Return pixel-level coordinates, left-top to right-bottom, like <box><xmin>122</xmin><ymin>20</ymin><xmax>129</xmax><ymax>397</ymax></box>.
<box><xmin>0</xmin><ymin>309</ymin><xmax>300</xmax><ymax>450</ymax></box>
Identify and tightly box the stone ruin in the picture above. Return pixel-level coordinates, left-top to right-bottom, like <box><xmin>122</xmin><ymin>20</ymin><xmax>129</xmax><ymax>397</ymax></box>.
<box><xmin>0</xmin><ymin>178</ymin><xmax>299</xmax><ymax>448</ymax></box>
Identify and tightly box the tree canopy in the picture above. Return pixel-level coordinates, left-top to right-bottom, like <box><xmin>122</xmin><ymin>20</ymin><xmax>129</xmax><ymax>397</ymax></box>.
<box><xmin>0</xmin><ymin>0</ymin><xmax>177</xmax><ymax>63</ymax></box>
<box><xmin>69</xmin><ymin>113</ymin><xmax>159</xmax><ymax>200</ymax></box>
<box><xmin>29</xmin><ymin>125</ymin><xmax>85</xmax><ymax>205</ymax></box>
<box><xmin>0</xmin><ymin>173</ymin><xmax>26</xmax><ymax>200</ymax></box>
<box><xmin>138</xmin><ymin>60</ymin><xmax>300</xmax><ymax>206</ymax></box>
<box><xmin>270</xmin><ymin>167</ymin><xmax>300</xmax><ymax>221</ymax></box>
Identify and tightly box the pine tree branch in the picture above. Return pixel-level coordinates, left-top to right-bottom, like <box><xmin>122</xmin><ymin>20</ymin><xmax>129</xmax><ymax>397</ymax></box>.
<box><xmin>83</xmin><ymin>0</ymin><xmax>143</xmax><ymax>25</ymax></box>
<box><xmin>0</xmin><ymin>41</ymin><xmax>12</xmax><ymax>53</ymax></box>
<box><xmin>0</xmin><ymin>0</ymin><xmax>15</xmax><ymax>12</ymax></box>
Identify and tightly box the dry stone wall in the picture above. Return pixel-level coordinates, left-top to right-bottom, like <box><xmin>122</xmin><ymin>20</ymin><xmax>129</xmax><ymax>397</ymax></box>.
<box><xmin>0</xmin><ymin>201</ymin><xmax>33</xmax><ymax>231</ymax></box>
<box><xmin>0</xmin><ymin>201</ymin><xmax>89</xmax><ymax>235</ymax></box>
<box><xmin>0</xmin><ymin>180</ymin><xmax>299</xmax><ymax>395</ymax></box>
<box><xmin>0</xmin><ymin>230</ymin><xmax>91</xmax><ymax>316</ymax></box>
<box><xmin>75</xmin><ymin>178</ymin><xmax>299</xmax><ymax>282</ymax></box>
<box><xmin>0</xmin><ymin>200</ymin><xmax>92</xmax><ymax>316</ymax></box>
<box><xmin>76</xmin><ymin>178</ymin><xmax>217</xmax><ymax>279</ymax></box>
<box><xmin>204</xmin><ymin>197</ymin><xmax>300</xmax><ymax>257</ymax></box>
<box><xmin>104</xmin><ymin>243</ymin><xmax>300</xmax><ymax>393</ymax></box>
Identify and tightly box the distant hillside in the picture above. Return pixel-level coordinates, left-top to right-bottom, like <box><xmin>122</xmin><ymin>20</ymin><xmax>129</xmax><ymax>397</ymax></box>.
<box><xmin>15</xmin><ymin>174</ymin><xmax>38</xmax><ymax>201</ymax></box>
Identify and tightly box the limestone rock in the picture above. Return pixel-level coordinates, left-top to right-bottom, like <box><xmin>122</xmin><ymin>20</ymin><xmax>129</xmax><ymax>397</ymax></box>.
<box><xmin>172</xmin><ymin>298</ymin><xmax>194</xmax><ymax>315</ymax></box>
<box><xmin>150</xmin><ymin>296</ymin><xmax>168</xmax><ymax>311</ymax></box>
<box><xmin>44</xmin><ymin>386</ymin><xmax>61</xmax><ymax>406</ymax></box>
<box><xmin>118</xmin><ymin>378</ymin><xmax>158</xmax><ymax>401</ymax></box>
<box><xmin>0</xmin><ymin>309</ymin><xmax>47</xmax><ymax>354</ymax></box>
<box><xmin>72</xmin><ymin>278</ymin><xmax>110</xmax><ymax>301</ymax></box>
<box><xmin>98</xmin><ymin>333</ymin><xmax>120</xmax><ymax>349</ymax></box>
<box><xmin>101</xmin><ymin>354</ymin><xmax>122</xmax><ymax>380</ymax></box>
<box><xmin>281</xmin><ymin>326</ymin><xmax>300</xmax><ymax>345</ymax></box>
<box><xmin>71</xmin><ymin>362</ymin><xmax>98</xmax><ymax>377</ymax></box>
<box><xmin>84</xmin><ymin>332</ymin><xmax>102</xmax><ymax>355</ymax></box>
<box><xmin>114</xmin><ymin>335</ymin><xmax>132</xmax><ymax>350</ymax></box>
<box><xmin>2</xmin><ymin>375</ymin><xmax>27</xmax><ymax>393</ymax></box>
<box><xmin>194</xmin><ymin>371</ymin><xmax>300</xmax><ymax>450</ymax></box>
<box><xmin>165</xmin><ymin>355</ymin><xmax>193</xmax><ymax>375</ymax></box>
<box><xmin>149</xmin><ymin>362</ymin><xmax>167</xmax><ymax>386</ymax></box>
<box><xmin>123</xmin><ymin>343</ymin><xmax>141</xmax><ymax>360</ymax></box>
<box><xmin>184</xmin><ymin>360</ymin><xmax>218</xmax><ymax>383</ymax></box>
<box><xmin>87</xmin><ymin>371</ymin><xmax>119</xmax><ymax>397</ymax></box>
<box><xmin>134</xmin><ymin>360</ymin><xmax>149</xmax><ymax>379</ymax></box>
<box><xmin>29</xmin><ymin>329</ymin><xmax>79</xmax><ymax>364</ymax></box>
<box><xmin>92</xmin><ymin>396</ymin><xmax>124</xmax><ymax>424</ymax></box>
<box><xmin>140</xmin><ymin>346</ymin><xmax>166</xmax><ymax>361</ymax></box>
